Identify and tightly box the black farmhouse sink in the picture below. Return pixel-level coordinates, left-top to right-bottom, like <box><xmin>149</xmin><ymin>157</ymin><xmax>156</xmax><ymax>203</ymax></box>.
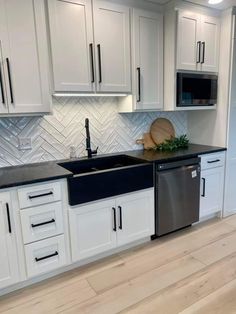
<box><xmin>59</xmin><ymin>155</ymin><xmax>153</xmax><ymax>206</ymax></box>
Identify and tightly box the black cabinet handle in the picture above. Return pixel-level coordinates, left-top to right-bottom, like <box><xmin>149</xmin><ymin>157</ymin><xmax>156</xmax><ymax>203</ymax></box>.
<box><xmin>6</xmin><ymin>203</ymin><xmax>12</xmax><ymax>234</ymax></box>
<box><xmin>201</xmin><ymin>42</ymin><xmax>205</xmax><ymax>64</ymax></box>
<box><xmin>28</xmin><ymin>191</ymin><xmax>53</xmax><ymax>200</ymax></box>
<box><xmin>201</xmin><ymin>178</ymin><xmax>206</xmax><ymax>197</ymax></box>
<box><xmin>118</xmin><ymin>206</ymin><xmax>123</xmax><ymax>230</ymax></box>
<box><xmin>112</xmin><ymin>207</ymin><xmax>117</xmax><ymax>232</ymax></box>
<box><xmin>0</xmin><ymin>63</ymin><xmax>5</xmax><ymax>104</ymax></box>
<box><xmin>207</xmin><ymin>159</ymin><xmax>220</xmax><ymax>164</ymax></box>
<box><xmin>197</xmin><ymin>41</ymin><xmax>201</xmax><ymax>64</ymax></box>
<box><xmin>31</xmin><ymin>219</ymin><xmax>55</xmax><ymax>228</ymax></box>
<box><xmin>137</xmin><ymin>67</ymin><xmax>141</xmax><ymax>102</ymax></box>
<box><xmin>89</xmin><ymin>43</ymin><xmax>95</xmax><ymax>83</ymax></box>
<box><xmin>6</xmin><ymin>58</ymin><xmax>14</xmax><ymax>103</ymax></box>
<box><xmin>97</xmin><ymin>44</ymin><xmax>102</xmax><ymax>83</ymax></box>
<box><xmin>35</xmin><ymin>251</ymin><xmax>58</xmax><ymax>262</ymax></box>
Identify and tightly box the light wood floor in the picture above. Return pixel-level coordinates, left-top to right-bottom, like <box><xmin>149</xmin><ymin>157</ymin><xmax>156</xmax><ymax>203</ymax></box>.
<box><xmin>2</xmin><ymin>216</ymin><xmax>236</xmax><ymax>314</ymax></box>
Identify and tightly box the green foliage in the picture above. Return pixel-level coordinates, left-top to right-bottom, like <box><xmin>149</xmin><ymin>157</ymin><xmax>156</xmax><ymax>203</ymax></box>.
<box><xmin>154</xmin><ymin>135</ymin><xmax>189</xmax><ymax>152</ymax></box>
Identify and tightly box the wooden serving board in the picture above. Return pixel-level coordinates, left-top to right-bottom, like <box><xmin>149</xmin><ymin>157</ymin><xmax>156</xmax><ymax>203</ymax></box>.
<box><xmin>136</xmin><ymin>133</ymin><xmax>156</xmax><ymax>150</ymax></box>
<box><xmin>150</xmin><ymin>118</ymin><xmax>175</xmax><ymax>145</ymax></box>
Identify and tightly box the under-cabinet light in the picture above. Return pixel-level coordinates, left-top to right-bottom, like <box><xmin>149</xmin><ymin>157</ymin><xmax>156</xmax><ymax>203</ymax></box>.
<box><xmin>208</xmin><ymin>0</ymin><xmax>223</xmax><ymax>4</ymax></box>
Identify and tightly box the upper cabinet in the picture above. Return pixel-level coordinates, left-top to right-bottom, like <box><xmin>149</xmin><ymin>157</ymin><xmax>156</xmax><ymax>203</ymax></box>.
<box><xmin>0</xmin><ymin>0</ymin><xmax>51</xmax><ymax>114</ymax></box>
<box><xmin>177</xmin><ymin>10</ymin><xmax>220</xmax><ymax>73</ymax></box>
<box><xmin>47</xmin><ymin>0</ymin><xmax>131</xmax><ymax>94</ymax></box>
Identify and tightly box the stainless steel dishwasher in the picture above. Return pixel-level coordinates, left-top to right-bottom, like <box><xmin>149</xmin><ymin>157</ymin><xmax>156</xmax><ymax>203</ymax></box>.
<box><xmin>155</xmin><ymin>157</ymin><xmax>201</xmax><ymax>236</ymax></box>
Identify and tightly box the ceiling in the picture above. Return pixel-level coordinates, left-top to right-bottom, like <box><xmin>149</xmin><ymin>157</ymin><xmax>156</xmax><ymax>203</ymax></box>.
<box><xmin>147</xmin><ymin>0</ymin><xmax>236</xmax><ymax>9</ymax></box>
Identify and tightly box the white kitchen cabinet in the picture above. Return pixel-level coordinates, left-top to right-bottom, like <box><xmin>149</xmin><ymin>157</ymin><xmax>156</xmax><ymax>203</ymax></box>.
<box><xmin>0</xmin><ymin>192</ymin><xmax>19</xmax><ymax>289</ymax></box>
<box><xmin>177</xmin><ymin>10</ymin><xmax>220</xmax><ymax>73</ymax></box>
<box><xmin>0</xmin><ymin>0</ymin><xmax>51</xmax><ymax>114</ymax></box>
<box><xmin>132</xmin><ymin>9</ymin><xmax>163</xmax><ymax>110</ymax></box>
<box><xmin>69</xmin><ymin>199</ymin><xmax>117</xmax><ymax>262</ymax></box>
<box><xmin>93</xmin><ymin>1</ymin><xmax>131</xmax><ymax>93</ymax></box>
<box><xmin>47</xmin><ymin>0</ymin><xmax>131</xmax><ymax>94</ymax></box>
<box><xmin>69</xmin><ymin>189</ymin><xmax>154</xmax><ymax>262</ymax></box>
<box><xmin>47</xmin><ymin>0</ymin><xmax>95</xmax><ymax>92</ymax></box>
<box><xmin>199</xmin><ymin>153</ymin><xmax>225</xmax><ymax>219</ymax></box>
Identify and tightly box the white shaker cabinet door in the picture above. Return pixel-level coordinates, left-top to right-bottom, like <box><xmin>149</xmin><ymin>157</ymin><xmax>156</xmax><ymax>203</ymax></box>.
<box><xmin>133</xmin><ymin>9</ymin><xmax>163</xmax><ymax>110</ymax></box>
<box><xmin>177</xmin><ymin>11</ymin><xmax>201</xmax><ymax>71</ymax></box>
<box><xmin>200</xmin><ymin>15</ymin><xmax>220</xmax><ymax>73</ymax></box>
<box><xmin>47</xmin><ymin>0</ymin><xmax>95</xmax><ymax>92</ymax></box>
<box><xmin>0</xmin><ymin>0</ymin><xmax>51</xmax><ymax>113</ymax></box>
<box><xmin>0</xmin><ymin>192</ymin><xmax>19</xmax><ymax>289</ymax></box>
<box><xmin>93</xmin><ymin>1</ymin><xmax>131</xmax><ymax>93</ymax></box>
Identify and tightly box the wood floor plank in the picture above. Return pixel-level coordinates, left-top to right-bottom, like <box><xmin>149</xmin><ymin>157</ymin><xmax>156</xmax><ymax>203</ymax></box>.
<box><xmin>121</xmin><ymin>252</ymin><xmax>236</xmax><ymax>314</ymax></box>
<box><xmin>190</xmin><ymin>231</ymin><xmax>236</xmax><ymax>265</ymax></box>
<box><xmin>87</xmin><ymin>222</ymin><xmax>235</xmax><ymax>293</ymax></box>
<box><xmin>62</xmin><ymin>255</ymin><xmax>204</xmax><ymax>314</ymax></box>
<box><xmin>179</xmin><ymin>277</ymin><xmax>236</xmax><ymax>314</ymax></box>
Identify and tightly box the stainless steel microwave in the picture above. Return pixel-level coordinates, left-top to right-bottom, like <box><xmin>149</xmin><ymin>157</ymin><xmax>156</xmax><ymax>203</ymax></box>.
<box><xmin>177</xmin><ymin>72</ymin><xmax>218</xmax><ymax>107</ymax></box>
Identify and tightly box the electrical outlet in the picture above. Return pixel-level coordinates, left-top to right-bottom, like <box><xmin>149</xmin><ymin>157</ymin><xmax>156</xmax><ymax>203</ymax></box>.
<box><xmin>18</xmin><ymin>137</ymin><xmax>32</xmax><ymax>150</ymax></box>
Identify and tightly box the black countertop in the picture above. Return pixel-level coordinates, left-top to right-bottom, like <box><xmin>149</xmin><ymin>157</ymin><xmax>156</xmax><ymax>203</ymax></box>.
<box><xmin>0</xmin><ymin>143</ymin><xmax>226</xmax><ymax>189</ymax></box>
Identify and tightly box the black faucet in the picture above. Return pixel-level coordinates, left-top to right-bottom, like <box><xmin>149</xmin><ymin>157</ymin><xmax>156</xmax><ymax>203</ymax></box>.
<box><xmin>85</xmin><ymin>118</ymin><xmax>98</xmax><ymax>158</ymax></box>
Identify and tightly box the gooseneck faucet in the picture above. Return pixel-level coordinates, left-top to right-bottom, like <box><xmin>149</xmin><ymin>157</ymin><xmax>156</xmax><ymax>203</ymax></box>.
<box><xmin>85</xmin><ymin>118</ymin><xmax>98</xmax><ymax>158</ymax></box>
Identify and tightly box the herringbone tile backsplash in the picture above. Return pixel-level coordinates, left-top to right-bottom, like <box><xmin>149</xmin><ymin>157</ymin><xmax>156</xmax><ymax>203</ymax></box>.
<box><xmin>0</xmin><ymin>97</ymin><xmax>187</xmax><ymax>167</ymax></box>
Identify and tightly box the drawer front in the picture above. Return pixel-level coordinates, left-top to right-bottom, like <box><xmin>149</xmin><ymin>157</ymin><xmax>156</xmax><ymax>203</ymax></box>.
<box><xmin>24</xmin><ymin>235</ymin><xmax>66</xmax><ymax>278</ymax></box>
<box><xmin>200</xmin><ymin>152</ymin><xmax>225</xmax><ymax>170</ymax></box>
<box><xmin>20</xmin><ymin>202</ymin><xmax>64</xmax><ymax>244</ymax></box>
<box><xmin>18</xmin><ymin>181</ymin><xmax>61</xmax><ymax>209</ymax></box>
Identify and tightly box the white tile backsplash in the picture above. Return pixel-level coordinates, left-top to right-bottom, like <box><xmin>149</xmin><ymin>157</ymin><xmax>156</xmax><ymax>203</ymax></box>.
<box><xmin>0</xmin><ymin>97</ymin><xmax>187</xmax><ymax>167</ymax></box>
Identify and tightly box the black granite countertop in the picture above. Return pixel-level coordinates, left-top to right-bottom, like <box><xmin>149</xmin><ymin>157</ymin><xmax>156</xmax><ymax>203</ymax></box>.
<box><xmin>0</xmin><ymin>143</ymin><xmax>226</xmax><ymax>189</ymax></box>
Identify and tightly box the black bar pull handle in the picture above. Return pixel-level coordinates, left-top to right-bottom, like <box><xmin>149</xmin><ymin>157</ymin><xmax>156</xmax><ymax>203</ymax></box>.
<box><xmin>201</xmin><ymin>42</ymin><xmax>205</xmax><ymax>64</ymax></box>
<box><xmin>112</xmin><ymin>207</ymin><xmax>117</xmax><ymax>232</ymax></box>
<box><xmin>137</xmin><ymin>67</ymin><xmax>141</xmax><ymax>102</ymax></box>
<box><xmin>207</xmin><ymin>159</ymin><xmax>220</xmax><ymax>164</ymax></box>
<box><xmin>118</xmin><ymin>206</ymin><xmax>123</xmax><ymax>230</ymax></box>
<box><xmin>31</xmin><ymin>219</ymin><xmax>55</xmax><ymax>228</ymax></box>
<box><xmin>89</xmin><ymin>43</ymin><xmax>95</xmax><ymax>83</ymax></box>
<box><xmin>197</xmin><ymin>41</ymin><xmax>201</xmax><ymax>64</ymax></box>
<box><xmin>28</xmin><ymin>191</ymin><xmax>53</xmax><ymax>200</ymax></box>
<box><xmin>6</xmin><ymin>203</ymin><xmax>12</xmax><ymax>234</ymax></box>
<box><xmin>6</xmin><ymin>58</ymin><xmax>13</xmax><ymax>103</ymax></box>
<box><xmin>0</xmin><ymin>63</ymin><xmax>5</xmax><ymax>104</ymax></box>
<box><xmin>97</xmin><ymin>44</ymin><xmax>102</xmax><ymax>83</ymax></box>
<box><xmin>201</xmin><ymin>178</ymin><xmax>206</xmax><ymax>197</ymax></box>
<box><xmin>35</xmin><ymin>251</ymin><xmax>58</xmax><ymax>262</ymax></box>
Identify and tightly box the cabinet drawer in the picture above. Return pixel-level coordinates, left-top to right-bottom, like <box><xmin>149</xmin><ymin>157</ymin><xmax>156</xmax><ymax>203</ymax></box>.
<box><xmin>18</xmin><ymin>181</ymin><xmax>61</xmax><ymax>209</ymax></box>
<box><xmin>20</xmin><ymin>202</ymin><xmax>64</xmax><ymax>244</ymax></box>
<box><xmin>24</xmin><ymin>235</ymin><xmax>66</xmax><ymax>278</ymax></box>
<box><xmin>200</xmin><ymin>152</ymin><xmax>225</xmax><ymax>170</ymax></box>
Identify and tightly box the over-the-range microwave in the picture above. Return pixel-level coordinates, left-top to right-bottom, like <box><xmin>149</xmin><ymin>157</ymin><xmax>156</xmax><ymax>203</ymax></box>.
<box><xmin>176</xmin><ymin>72</ymin><xmax>218</xmax><ymax>107</ymax></box>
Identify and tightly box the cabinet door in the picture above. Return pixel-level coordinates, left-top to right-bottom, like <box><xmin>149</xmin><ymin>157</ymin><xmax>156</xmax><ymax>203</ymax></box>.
<box><xmin>47</xmin><ymin>0</ymin><xmax>95</xmax><ymax>92</ymax></box>
<box><xmin>0</xmin><ymin>0</ymin><xmax>51</xmax><ymax>113</ymax></box>
<box><xmin>93</xmin><ymin>1</ymin><xmax>131</xmax><ymax>93</ymax></box>
<box><xmin>177</xmin><ymin>11</ymin><xmax>201</xmax><ymax>71</ymax></box>
<box><xmin>69</xmin><ymin>199</ymin><xmax>117</xmax><ymax>262</ymax></box>
<box><xmin>133</xmin><ymin>9</ymin><xmax>163</xmax><ymax>110</ymax></box>
<box><xmin>116</xmin><ymin>189</ymin><xmax>154</xmax><ymax>247</ymax></box>
<box><xmin>200</xmin><ymin>167</ymin><xmax>224</xmax><ymax>218</ymax></box>
<box><xmin>200</xmin><ymin>15</ymin><xmax>220</xmax><ymax>72</ymax></box>
<box><xmin>0</xmin><ymin>192</ymin><xmax>19</xmax><ymax>289</ymax></box>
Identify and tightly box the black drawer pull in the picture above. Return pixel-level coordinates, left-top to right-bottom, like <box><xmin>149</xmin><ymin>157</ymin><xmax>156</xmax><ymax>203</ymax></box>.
<box><xmin>137</xmin><ymin>67</ymin><xmax>141</xmax><ymax>102</ymax></box>
<box><xmin>0</xmin><ymin>63</ymin><xmax>5</xmax><ymax>104</ymax></box>
<box><xmin>118</xmin><ymin>206</ymin><xmax>123</xmax><ymax>230</ymax></box>
<box><xmin>207</xmin><ymin>159</ymin><xmax>220</xmax><ymax>164</ymax></box>
<box><xmin>112</xmin><ymin>207</ymin><xmax>117</xmax><ymax>232</ymax></box>
<box><xmin>28</xmin><ymin>191</ymin><xmax>53</xmax><ymax>200</ymax></box>
<box><xmin>6</xmin><ymin>203</ymin><xmax>12</xmax><ymax>234</ymax></box>
<box><xmin>31</xmin><ymin>219</ymin><xmax>55</xmax><ymax>228</ymax></box>
<box><xmin>201</xmin><ymin>178</ymin><xmax>206</xmax><ymax>197</ymax></box>
<box><xmin>197</xmin><ymin>41</ymin><xmax>201</xmax><ymax>64</ymax></box>
<box><xmin>6</xmin><ymin>58</ymin><xmax>14</xmax><ymax>103</ymax></box>
<box><xmin>35</xmin><ymin>251</ymin><xmax>58</xmax><ymax>262</ymax></box>
<box><xmin>97</xmin><ymin>44</ymin><xmax>102</xmax><ymax>83</ymax></box>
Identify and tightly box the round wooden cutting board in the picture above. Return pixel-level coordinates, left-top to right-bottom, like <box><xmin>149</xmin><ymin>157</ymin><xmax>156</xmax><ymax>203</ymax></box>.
<box><xmin>150</xmin><ymin>118</ymin><xmax>175</xmax><ymax>145</ymax></box>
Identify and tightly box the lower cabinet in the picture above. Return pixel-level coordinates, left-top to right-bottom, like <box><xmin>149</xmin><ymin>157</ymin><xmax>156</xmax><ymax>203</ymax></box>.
<box><xmin>69</xmin><ymin>189</ymin><xmax>154</xmax><ymax>262</ymax></box>
<box><xmin>199</xmin><ymin>153</ymin><xmax>225</xmax><ymax>219</ymax></box>
<box><xmin>0</xmin><ymin>192</ymin><xmax>19</xmax><ymax>289</ymax></box>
